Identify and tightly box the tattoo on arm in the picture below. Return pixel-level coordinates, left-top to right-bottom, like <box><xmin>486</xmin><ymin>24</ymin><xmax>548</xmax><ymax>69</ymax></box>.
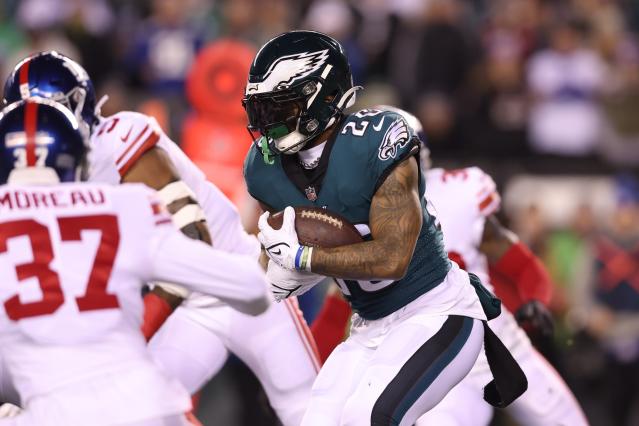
<box><xmin>311</xmin><ymin>157</ymin><xmax>423</xmax><ymax>280</ymax></box>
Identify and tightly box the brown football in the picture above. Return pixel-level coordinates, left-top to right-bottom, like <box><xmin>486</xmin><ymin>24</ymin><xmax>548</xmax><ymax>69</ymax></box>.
<box><xmin>267</xmin><ymin>206</ymin><xmax>363</xmax><ymax>248</ymax></box>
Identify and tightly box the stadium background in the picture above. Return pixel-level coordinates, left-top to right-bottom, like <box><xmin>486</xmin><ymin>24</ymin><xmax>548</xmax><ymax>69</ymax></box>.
<box><xmin>2</xmin><ymin>0</ymin><xmax>639</xmax><ymax>424</ymax></box>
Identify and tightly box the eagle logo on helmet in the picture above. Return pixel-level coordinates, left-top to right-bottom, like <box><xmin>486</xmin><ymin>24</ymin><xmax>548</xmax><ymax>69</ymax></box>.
<box><xmin>246</xmin><ymin>49</ymin><xmax>330</xmax><ymax>94</ymax></box>
<box><xmin>378</xmin><ymin>118</ymin><xmax>410</xmax><ymax>161</ymax></box>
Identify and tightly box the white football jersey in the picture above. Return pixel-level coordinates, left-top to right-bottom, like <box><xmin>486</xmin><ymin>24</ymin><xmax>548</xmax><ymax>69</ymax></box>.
<box><xmin>425</xmin><ymin>167</ymin><xmax>501</xmax><ymax>291</ymax></box>
<box><xmin>88</xmin><ymin>111</ymin><xmax>260</xmax><ymax>308</ymax></box>
<box><xmin>88</xmin><ymin>111</ymin><xmax>260</xmax><ymax>258</ymax></box>
<box><xmin>0</xmin><ymin>182</ymin><xmax>267</xmax><ymax>423</ymax></box>
<box><xmin>0</xmin><ymin>182</ymin><xmax>191</xmax><ymax>417</ymax></box>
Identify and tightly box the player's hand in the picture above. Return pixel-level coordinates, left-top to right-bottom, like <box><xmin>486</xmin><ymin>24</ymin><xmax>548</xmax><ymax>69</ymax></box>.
<box><xmin>258</xmin><ymin>207</ymin><xmax>311</xmax><ymax>271</ymax></box>
<box><xmin>515</xmin><ymin>300</ymin><xmax>554</xmax><ymax>338</ymax></box>
<box><xmin>267</xmin><ymin>260</ymin><xmax>324</xmax><ymax>301</ymax></box>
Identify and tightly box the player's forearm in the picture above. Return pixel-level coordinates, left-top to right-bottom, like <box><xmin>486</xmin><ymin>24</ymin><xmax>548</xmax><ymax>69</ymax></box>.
<box><xmin>124</xmin><ymin>147</ymin><xmax>212</xmax><ymax>245</ymax></box>
<box><xmin>310</xmin><ymin>158</ymin><xmax>421</xmax><ymax>280</ymax></box>
<box><xmin>153</xmin><ymin>232</ymin><xmax>271</xmax><ymax>315</ymax></box>
<box><xmin>310</xmin><ymin>239</ymin><xmax>411</xmax><ymax>280</ymax></box>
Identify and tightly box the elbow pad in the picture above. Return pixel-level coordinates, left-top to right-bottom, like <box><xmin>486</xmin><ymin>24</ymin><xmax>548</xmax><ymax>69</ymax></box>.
<box><xmin>154</xmin><ymin>180</ymin><xmax>208</xmax><ymax>300</ymax></box>
<box><xmin>158</xmin><ymin>181</ymin><xmax>206</xmax><ymax>229</ymax></box>
<box><xmin>152</xmin><ymin>281</ymin><xmax>191</xmax><ymax>299</ymax></box>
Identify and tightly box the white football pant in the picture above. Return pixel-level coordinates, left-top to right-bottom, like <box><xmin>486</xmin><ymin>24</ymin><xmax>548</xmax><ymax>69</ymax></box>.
<box><xmin>417</xmin><ymin>310</ymin><xmax>588</xmax><ymax>426</ymax></box>
<box><xmin>302</xmin><ymin>311</ymin><xmax>484</xmax><ymax>426</ymax></box>
<box><xmin>148</xmin><ymin>297</ymin><xmax>319</xmax><ymax>426</ymax></box>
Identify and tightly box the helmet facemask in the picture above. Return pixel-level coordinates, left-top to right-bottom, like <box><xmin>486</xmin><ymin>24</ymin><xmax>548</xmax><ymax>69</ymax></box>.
<box><xmin>243</xmin><ymin>79</ymin><xmax>325</xmax><ymax>156</ymax></box>
<box><xmin>243</xmin><ymin>31</ymin><xmax>358</xmax><ymax>162</ymax></box>
<box><xmin>28</xmin><ymin>85</ymin><xmax>94</xmax><ymax>140</ymax></box>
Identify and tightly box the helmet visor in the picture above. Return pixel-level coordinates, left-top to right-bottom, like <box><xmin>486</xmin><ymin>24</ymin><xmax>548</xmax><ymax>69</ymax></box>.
<box><xmin>243</xmin><ymin>90</ymin><xmax>304</xmax><ymax>139</ymax></box>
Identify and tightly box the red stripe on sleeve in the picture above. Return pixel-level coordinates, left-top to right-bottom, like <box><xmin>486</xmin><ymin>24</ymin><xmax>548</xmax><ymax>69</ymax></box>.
<box><xmin>115</xmin><ymin>124</ymin><xmax>149</xmax><ymax>165</ymax></box>
<box><xmin>479</xmin><ymin>192</ymin><xmax>496</xmax><ymax>211</ymax></box>
<box><xmin>117</xmin><ymin>131</ymin><xmax>160</xmax><ymax>178</ymax></box>
<box><xmin>478</xmin><ymin>191</ymin><xmax>500</xmax><ymax>216</ymax></box>
<box><xmin>24</xmin><ymin>101</ymin><xmax>38</xmax><ymax>166</ymax></box>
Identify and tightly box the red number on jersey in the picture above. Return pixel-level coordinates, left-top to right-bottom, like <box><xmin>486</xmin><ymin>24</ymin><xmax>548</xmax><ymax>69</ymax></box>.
<box><xmin>1</xmin><ymin>215</ymin><xmax>121</xmax><ymax>320</ymax></box>
<box><xmin>441</xmin><ymin>169</ymin><xmax>469</xmax><ymax>182</ymax></box>
<box><xmin>58</xmin><ymin>215</ymin><xmax>120</xmax><ymax>311</ymax></box>
<box><xmin>0</xmin><ymin>220</ymin><xmax>64</xmax><ymax>320</ymax></box>
<box><xmin>96</xmin><ymin>117</ymin><xmax>120</xmax><ymax>136</ymax></box>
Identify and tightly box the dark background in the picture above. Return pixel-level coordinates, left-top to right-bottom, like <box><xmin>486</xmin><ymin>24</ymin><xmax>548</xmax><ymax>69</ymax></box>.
<box><xmin>3</xmin><ymin>0</ymin><xmax>639</xmax><ymax>424</ymax></box>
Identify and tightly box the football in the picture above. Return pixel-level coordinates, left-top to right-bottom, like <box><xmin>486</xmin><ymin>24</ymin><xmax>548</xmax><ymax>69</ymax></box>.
<box><xmin>267</xmin><ymin>206</ymin><xmax>363</xmax><ymax>248</ymax></box>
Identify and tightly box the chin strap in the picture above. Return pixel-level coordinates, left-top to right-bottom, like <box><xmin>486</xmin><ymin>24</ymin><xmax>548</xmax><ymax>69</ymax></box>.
<box><xmin>94</xmin><ymin>95</ymin><xmax>109</xmax><ymax>118</ymax></box>
<box><xmin>337</xmin><ymin>85</ymin><xmax>362</xmax><ymax>111</ymax></box>
<box><xmin>260</xmin><ymin>136</ymin><xmax>275</xmax><ymax>165</ymax></box>
<box><xmin>326</xmin><ymin>85</ymin><xmax>362</xmax><ymax>128</ymax></box>
<box><xmin>262</xmin><ymin>85</ymin><xmax>363</xmax><ymax>162</ymax></box>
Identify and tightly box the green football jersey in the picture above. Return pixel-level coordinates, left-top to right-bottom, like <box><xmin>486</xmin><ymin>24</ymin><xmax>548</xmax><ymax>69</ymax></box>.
<box><xmin>244</xmin><ymin>108</ymin><xmax>451</xmax><ymax>320</ymax></box>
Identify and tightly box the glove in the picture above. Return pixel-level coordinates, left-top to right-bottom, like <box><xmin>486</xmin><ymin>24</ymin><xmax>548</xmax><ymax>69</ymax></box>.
<box><xmin>258</xmin><ymin>207</ymin><xmax>312</xmax><ymax>271</ymax></box>
<box><xmin>515</xmin><ymin>300</ymin><xmax>554</xmax><ymax>338</ymax></box>
<box><xmin>267</xmin><ymin>260</ymin><xmax>324</xmax><ymax>301</ymax></box>
<box><xmin>0</xmin><ymin>403</ymin><xmax>21</xmax><ymax>418</ymax></box>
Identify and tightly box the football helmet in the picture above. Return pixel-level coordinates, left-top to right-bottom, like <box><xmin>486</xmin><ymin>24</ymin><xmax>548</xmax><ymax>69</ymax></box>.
<box><xmin>0</xmin><ymin>98</ymin><xmax>87</xmax><ymax>184</ymax></box>
<box><xmin>3</xmin><ymin>51</ymin><xmax>99</xmax><ymax>137</ymax></box>
<box><xmin>242</xmin><ymin>30</ymin><xmax>359</xmax><ymax>158</ymax></box>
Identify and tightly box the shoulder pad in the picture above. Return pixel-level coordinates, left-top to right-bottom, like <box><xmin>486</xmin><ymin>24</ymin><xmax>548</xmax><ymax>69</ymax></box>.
<box><xmin>341</xmin><ymin>109</ymin><xmax>416</xmax><ymax>161</ymax></box>
<box><xmin>427</xmin><ymin>167</ymin><xmax>501</xmax><ymax>217</ymax></box>
<box><xmin>91</xmin><ymin>111</ymin><xmax>164</xmax><ymax>177</ymax></box>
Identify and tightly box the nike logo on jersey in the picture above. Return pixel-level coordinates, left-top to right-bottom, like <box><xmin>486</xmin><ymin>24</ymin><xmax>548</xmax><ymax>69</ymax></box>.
<box><xmin>120</xmin><ymin>125</ymin><xmax>133</xmax><ymax>143</ymax></box>
<box><xmin>271</xmin><ymin>249</ymin><xmax>282</xmax><ymax>255</ymax></box>
<box><xmin>372</xmin><ymin>116</ymin><xmax>385</xmax><ymax>131</ymax></box>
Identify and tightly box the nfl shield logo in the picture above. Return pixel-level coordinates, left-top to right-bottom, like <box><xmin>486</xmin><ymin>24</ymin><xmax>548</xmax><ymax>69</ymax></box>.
<box><xmin>305</xmin><ymin>186</ymin><xmax>317</xmax><ymax>201</ymax></box>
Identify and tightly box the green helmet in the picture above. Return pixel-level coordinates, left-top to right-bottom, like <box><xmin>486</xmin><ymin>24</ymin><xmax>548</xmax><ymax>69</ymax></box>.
<box><xmin>242</xmin><ymin>30</ymin><xmax>358</xmax><ymax>157</ymax></box>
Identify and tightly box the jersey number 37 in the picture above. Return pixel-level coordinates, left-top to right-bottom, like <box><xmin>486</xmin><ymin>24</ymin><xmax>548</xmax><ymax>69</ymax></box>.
<box><xmin>1</xmin><ymin>215</ymin><xmax>120</xmax><ymax>321</ymax></box>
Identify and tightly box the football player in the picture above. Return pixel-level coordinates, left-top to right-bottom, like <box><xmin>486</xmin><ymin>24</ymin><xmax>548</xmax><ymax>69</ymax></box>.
<box><xmin>0</xmin><ymin>98</ymin><xmax>270</xmax><ymax>425</ymax></box>
<box><xmin>388</xmin><ymin>107</ymin><xmax>588</xmax><ymax>425</ymax></box>
<box><xmin>3</xmin><ymin>51</ymin><xmax>319</xmax><ymax>425</ymax></box>
<box><xmin>243</xmin><ymin>30</ymin><xmax>526</xmax><ymax>425</ymax></box>
<box><xmin>306</xmin><ymin>107</ymin><xmax>589</xmax><ymax>425</ymax></box>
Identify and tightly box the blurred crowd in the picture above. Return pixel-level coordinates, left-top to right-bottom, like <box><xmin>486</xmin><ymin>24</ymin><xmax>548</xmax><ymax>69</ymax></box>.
<box><xmin>2</xmin><ymin>0</ymin><xmax>639</xmax><ymax>424</ymax></box>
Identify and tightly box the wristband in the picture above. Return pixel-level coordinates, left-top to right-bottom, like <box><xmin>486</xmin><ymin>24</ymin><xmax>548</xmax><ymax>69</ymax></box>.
<box><xmin>295</xmin><ymin>245</ymin><xmax>313</xmax><ymax>271</ymax></box>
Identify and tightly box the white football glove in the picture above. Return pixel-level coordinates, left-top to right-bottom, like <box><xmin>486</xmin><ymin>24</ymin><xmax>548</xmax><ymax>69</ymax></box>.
<box><xmin>0</xmin><ymin>403</ymin><xmax>21</xmax><ymax>418</ymax></box>
<box><xmin>267</xmin><ymin>260</ymin><xmax>324</xmax><ymax>302</ymax></box>
<box><xmin>258</xmin><ymin>207</ymin><xmax>313</xmax><ymax>271</ymax></box>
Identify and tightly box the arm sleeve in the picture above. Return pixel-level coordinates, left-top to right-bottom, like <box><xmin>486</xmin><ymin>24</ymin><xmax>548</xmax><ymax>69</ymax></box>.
<box><xmin>311</xmin><ymin>291</ymin><xmax>352</xmax><ymax>363</ymax></box>
<box><xmin>491</xmin><ymin>241</ymin><xmax>553</xmax><ymax>308</ymax></box>
<box><xmin>148</xmin><ymin>220</ymin><xmax>271</xmax><ymax>316</ymax></box>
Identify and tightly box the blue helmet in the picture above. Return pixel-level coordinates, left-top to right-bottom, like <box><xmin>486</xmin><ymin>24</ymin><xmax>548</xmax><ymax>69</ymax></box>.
<box><xmin>3</xmin><ymin>51</ymin><xmax>98</xmax><ymax>134</ymax></box>
<box><xmin>0</xmin><ymin>98</ymin><xmax>87</xmax><ymax>185</ymax></box>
